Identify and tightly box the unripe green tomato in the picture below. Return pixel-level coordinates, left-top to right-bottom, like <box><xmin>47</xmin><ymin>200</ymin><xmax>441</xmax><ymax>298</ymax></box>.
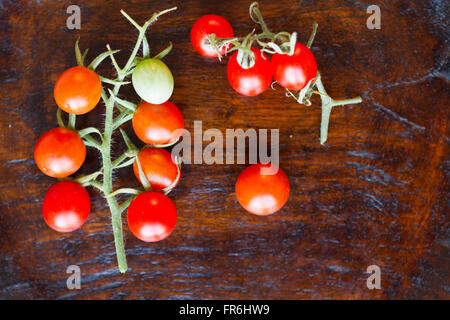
<box><xmin>132</xmin><ymin>58</ymin><xmax>174</xmax><ymax>104</ymax></box>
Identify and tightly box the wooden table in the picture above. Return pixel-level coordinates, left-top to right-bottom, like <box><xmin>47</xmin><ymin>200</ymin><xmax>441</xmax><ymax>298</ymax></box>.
<box><xmin>0</xmin><ymin>0</ymin><xmax>448</xmax><ymax>299</ymax></box>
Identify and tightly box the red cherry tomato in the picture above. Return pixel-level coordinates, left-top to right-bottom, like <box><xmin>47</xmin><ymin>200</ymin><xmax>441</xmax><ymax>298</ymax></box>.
<box><xmin>132</xmin><ymin>100</ymin><xmax>184</xmax><ymax>145</ymax></box>
<box><xmin>42</xmin><ymin>181</ymin><xmax>90</xmax><ymax>232</ymax></box>
<box><xmin>191</xmin><ymin>14</ymin><xmax>234</xmax><ymax>57</ymax></box>
<box><xmin>54</xmin><ymin>66</ymin><xmax>102</xmax><ymax>115</ymax></box>
<box><xmin>127</xmin><ymin>192</ymin><xmax>177</xmax><ymax>242</ymax></box>
<box><xmin>34</xmin><ymin>127</ymin><xmax>86</xmax><ymax>178</ymax></box>
<box><xmin>271</xmin><ymin>43</ymin><xmax>317</xmax><ymax>91</ymax></box>
<box><xmin>133</xmin><ymin>148</ymin><xmax>179</xmax><ymax>190</ymax></box>
<box><xmin>227</xmin><ymin>48</ymin><xmax>273</xmax><ymax>96</ymax></box>
<box><xmin>235</xmin><ymin>163</ymin><xmax>290</xmax><ymax>216</ymax></box>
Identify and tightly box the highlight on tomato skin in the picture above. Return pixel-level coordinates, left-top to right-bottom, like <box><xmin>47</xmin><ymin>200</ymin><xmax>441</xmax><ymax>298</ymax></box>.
<box><xmin>132</xmin><ymin>100</ymin><xmax>184</xmax><ymax>146</ymax></box>
<box><xmin>271</xmin><ymin>42</ymin><xmax>318</xmax><ymax>91</ymax></box>
<box><xmin>34</xmin><ymin>127</ymin><xmax>86</xmax><ymax>178</ymax></box>
<box><xmin>191</xmin><ymin>14</ymin><xmax>234</xmax><ymax>57</ymax></box>
<box><xmin>133</xmin><ymin>148</ymin><xmax>179</xmax><ymax>190</ymax></box>
<box><xmin>53</xmin><ymin>66</ymin><xmax>102</xmax><ymax>115</ymax></box>
<box><xmin>235</xmin><ymin>163</ymin><xmax>290</xmax><ymax>216</ymax></box>
<box><xmin>127</xmin><ymin>192</ymin><xmax>177</xmax><ymax>242</ymax></box>
<box><xmin>227</xmin><ymin>48</ymin><xmax>273</xmax><ymax>97</ymax></box>
<box><xmin>42</xmin><ymin>181</ymin><xmax>90</xmax><ymax>233</ymax></box>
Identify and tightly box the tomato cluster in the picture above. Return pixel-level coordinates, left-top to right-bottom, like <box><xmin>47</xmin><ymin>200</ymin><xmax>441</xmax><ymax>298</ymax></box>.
<box><xmin>191</xmin><ymin>3</ymin><xmax>362</xmax><ymax>146</ymax></box>
<box><xmin>191</xmin><ymin>15</ymin><xmax>317</xmax><ymax>97</ymax></box>
<box><xmin>34</xmin><ymin>13</ymin><xmax>183</xmax><ymax>246</ymax></box>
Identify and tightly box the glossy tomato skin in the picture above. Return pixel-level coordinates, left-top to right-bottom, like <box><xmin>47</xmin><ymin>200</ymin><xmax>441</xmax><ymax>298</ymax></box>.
<box><xmin>132</xmin><ymin>58</ymin><xmax>174</xmax><ymax>104</ymax></box>
<box><xmin>271</xmin><ymin>43</ymin><xmax>317</xmax><ymax>91</ymax></box>
<box><xmin>132</xmin><ymin>100</ymin><xmax>184</xmax><ymax>145</ymax></box>
<box><xmin>191</xmin><ymin>14</ymin><xmax>234</xmax><ymax>57</ymax></box>
<box><xmin>227</xmin><ymin>48</ymin><xmax>273</xmax><ymax>96</ymax></box>
<box><xmin>133</xmin><ymin>148</ymin><xmax>179</xmax><ymax>190</ymax></box>
<box><xmin>42</xmin><ymin>181</ymin><xmax>90</xmax><ymax>232</ymax></box>
<box><xmin>54</xmin><ymin>66</ymin><xmax>102</xmax><ymax>115</ymax></box>
<box><xmin>235</xmin><ymin>163</ymin><xmax>290</xmax><ymax>216</ymax></box>
<box><xmin>127</xmin><ymin>192</ymin><xmax>177</xmax><ymax>242</ymax></box>
<box><xmin>34</xmin><ymin>127</ymin><xmax>86</xmax><ymax>178</ymax></box>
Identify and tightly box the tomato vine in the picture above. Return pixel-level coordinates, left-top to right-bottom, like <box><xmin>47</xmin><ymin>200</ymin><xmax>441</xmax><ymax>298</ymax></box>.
<box><xmin>205</xmin><ymin>2</ymin><xmax>362</xmax><ymax>144</ymax></box>
<box><xmin>36</xmin><ymin>7</ymin><xmax>181</xmax><ymax>273</ymax></box>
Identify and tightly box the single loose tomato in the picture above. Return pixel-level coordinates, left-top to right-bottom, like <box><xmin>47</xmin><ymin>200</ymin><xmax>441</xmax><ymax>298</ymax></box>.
<box><xmin>133</xmin><ymin>148</ymin><xmax>179</xmax><ymax>190</ymax></box>
<box><xmin>42</xmin><ymin>181</ymin><xmax>90</xmax><ymax>232</ymax></box>
<box><xmin>127</xmin><ymin>192</ymin><xmax>177</xmax><ymax>242</ymax></box>
<box><xmin>271</xmin><ymin>43</ymin><xmax>317</xmax><ymax>91</ymax></box>
<box><xmin>54</xmin><ymin>66</ymin><xmax>102</xmax><ymax>115</ymax></box>
<box><xmin>34</xmin><ymin>127</ymin><xmax>86</xmax><ymax>178</ymax></box>
<box><xmin>235</xmin><ymin>163</ymin><xmax>290</xmax><ymax>216</ymax></box>
<box><xmin>132</xmin><ymin>58</ymin><xmax>174</xmax><ymax>104</ymax></box>
<box><xmin>227</xmin><ymin>48</ymin><xmax>273</xmax><ymax>96</ymax></box>
<box><xmin>132</xmin><ymin>100</ymin><xmax>184</xmax><ymax>145</ymax></box>
<box><xmin>191</xmin><ymin>14</ymin><xmax>234</xmax><ymax>57</ymax></box>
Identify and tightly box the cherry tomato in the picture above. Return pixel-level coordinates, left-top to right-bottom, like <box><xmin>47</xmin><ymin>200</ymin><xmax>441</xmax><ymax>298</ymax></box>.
<box><xmin>235</xmin><ymin>163</ymin><xmax>290</xmax><ymax>216</ymax></box>
<box><xmin>132</xmin><ymin>100</ymin><xmax>184</xmax><ymax>145</ymax></box>
<box><xmin>34</xmin><ymin>127</ymin><xmax>86</xmax><ymax>178</ymax></box>
<box><xmin>227</xmin><ymin>48</ymin><xmax>273</xmax><ymax>96</ymax></box>
<box><xmin>42</xmin><ymin>181</ymin><xmax>90</xmax><ymax>232</ymax></box>
<box><xmin>191</xmin><ymin>14</ymin><xmax>234</xmax><ymax>57</ymax></box>
<box><xmin>132</xmin><ymin>58</ymin><xmax>174</xmax><ymax>104</ymax></box>
<box><xmin>54</xmin><ymin>66</ymin><xmax>102</xmax><ymax>115</ymax></box>
<box><xmin>271</xmin><ymin>43</ymin><xmax>317</xmax><ymax>91</ymax></box>
<box><xmin>133</xmin><ymin>148</ymin><xmax>179</xmax><ymax>190</ymax></box>
<box><xmin>127</xmin><ymin>192</ymin><xmax>177</xmax><ymax>242</ymax></box>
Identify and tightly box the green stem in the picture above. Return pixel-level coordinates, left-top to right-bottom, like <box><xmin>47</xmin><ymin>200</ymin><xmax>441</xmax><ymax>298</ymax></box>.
<box><xmin>57</xmin><ymin>108</ymin><xmax>65</xmax><ymax>128</ymax></box>
<box><xmin>307</xmin><ymin>23</ymin><xmax>318</xmax><ymax>48</ymax></box>
<box><xmin>107</xmin><ymin>198</ymin><xmax>128</xmax><ymax>272</ymax></box>
<box><xmin>331</xmin><ymin>96</ymin><xmax>362</xmax><ymax>107</ymax></box>
<box><xmin>119</xmin><ymin>196</ymin><xmax>136</xmax><ymax>214</ymax></box>
<box><xmin>320</xmin><ymin>103</ymin><xmax>332</xmax><ymax>145</ymax></box>
<box><xmin>89</xmin><ymin>180</ymin><xmax>105</xmax><ymax>192</ymax></box>
<box><xmin>102</xmin><ymin>96</ymin><xmax>128</xmax><ymax>272</ymax></box>
<box><xmin>68</xmin><ymin>114</ymin><xmax>76</xmax><ymax>130</ymax></box>
<box><xmin>74</xmin><ymin>171</ymin><xmax>102</xmax><ymax>185</ymax></box>
<box><xmin>113</xmin><ymin>113</ymin><xmax>134</xmax><ymax>130</ymax></box>
<box><xmin>250</xmin><ymin>2</ymin><xmax>272</xmax><ymax>35</ymax></box>
<box><xmin>112</xmin><ymin>152</ymin><xmax>130</xmax><ymax>168</ymax></box>
<box><xmin>315</xmin><ymin>74</ymin><xmax>362</xmax><ymax>144</ymax></box>
<box><xmin>97</xmin><ymin>10</ymin><xmax>177</xmax><ymax>273</ymax></box>
<box><xmin>107</xmin><ymin>188</ymin><xmax>141</xmax><ymax>198</ymax></box>
<box><xmin>83</xmin><ymin>134</ymin><xmax>102</xmax><ymax>151</ymax></box>
<box><xmin>98</xmin><ymin>31</ymin><xmax>141</xmax><ymax>274</ymax></box>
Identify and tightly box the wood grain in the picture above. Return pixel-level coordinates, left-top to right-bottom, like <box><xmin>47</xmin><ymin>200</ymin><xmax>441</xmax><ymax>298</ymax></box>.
<box><xmin>0</xmin><ymin>0</ymin><xmax>448</xmax><ymax>299</ymax></box>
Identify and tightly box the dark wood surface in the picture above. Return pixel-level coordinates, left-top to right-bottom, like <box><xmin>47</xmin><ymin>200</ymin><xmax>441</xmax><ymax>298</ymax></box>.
<box><xmin>0</xmin><ymin>0</ymin><xmax>448</xmax><ymax>299</ymax></box>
